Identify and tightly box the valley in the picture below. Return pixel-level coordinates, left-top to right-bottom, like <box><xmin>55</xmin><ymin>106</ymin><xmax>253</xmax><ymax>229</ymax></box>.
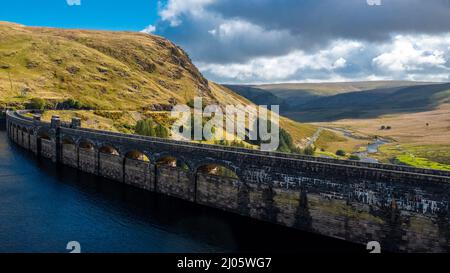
<box><xmin>228</xmin><ymin>82</ymin><xmax>450</xmax><ymax>170</ymax></box>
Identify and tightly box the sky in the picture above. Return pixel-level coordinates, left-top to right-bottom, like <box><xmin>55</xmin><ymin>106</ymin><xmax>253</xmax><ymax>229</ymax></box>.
<box><xmin>1</xmin><ymin>0</ymin><xmax>450</xmax><ymax>84</ymax></box>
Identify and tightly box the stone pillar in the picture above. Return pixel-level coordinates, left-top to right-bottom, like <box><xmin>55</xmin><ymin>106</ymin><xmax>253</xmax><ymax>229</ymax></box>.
<box><xmin>71</xmin><ymin>117</ymin><xmax>81</xmax><ymax>128</ymax></box>
<box><xmin>51</xmin><ymin>115</ymin><xmax>61</xmax><ymax>163</ymax></box>
<box><xmin>30</xmin><ymin>114</ymin><xmax>41</xmax><ymax>155</ymax></box>
<box><xmin>33</xmin><ymin>114</ymin><xmax>41</xmax><ymax>125</ymax></box>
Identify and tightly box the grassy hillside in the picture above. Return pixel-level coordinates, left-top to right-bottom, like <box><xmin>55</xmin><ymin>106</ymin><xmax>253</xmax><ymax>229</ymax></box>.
<box><xmin>228</xmin><ymin>82</ymin><xmax>449</xmax><ymax>122</ymax></box>
<box><xmin>0</xmin><ymin>21</ymin><xmax>230</xmax><ymax>109</ymax></box>
<box><xmin>288</xmin><ymin>83</ymin><xmax>450</xmax><ymax>121</ymax></box>
<box><xmin>232</xmin><ymin>81</ymin><xmax>432</xmax><ymax>110</ymax></box>
<box><xmin>0</xmin><ymin>21</ymin><xmax>329</xmax><ymax>151</ymax></box>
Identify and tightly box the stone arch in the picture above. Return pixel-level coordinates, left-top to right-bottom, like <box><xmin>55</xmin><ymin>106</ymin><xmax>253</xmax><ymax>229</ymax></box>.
<box><xmin>195</xmin><ymin>162</ymin><xmax>239</xmax><ymax>179</ymax></box>
<box><xmin>97</xmin><ymin>143</ymin><xmax>122</xmax><ymax>181</ymax></box>
<box><xmin>123</xmin><ymin>150</ymin><xmax>152</xmax><ymax>189</ymax></box>
<box><xmin>99</xmin><ymin>144</ymin><xmax>120</xmax><ymax>156</ymax></box>
<box><xmin>124</xmin><ymin>150</ymin><xmax>150</xmax><ymax>162</ymax></box>
<box><xmin>78</xmin><ymin>138</ymin><xmax>95</xmax><ymax>150</ymax></box>
<box><xmin>61</xmin><ymin>135</ymin><xmax>76</xmax><ymax>145</ymax></box>
<box><xmin>77</xmin><ymin>138</ymin><xmax>97</xmax><ymax>174</ymax></box>
<box><xmin>37</xmin><ymin>128</ymin><xmax>51</xmax><ymax>140</ymax></box>
<box><xmin>61</xmin><ymin>136</ymin><xmax>77</xmax><ymax>168</ymax></box>
<box><xmin>155</xmin><ymin>153</ymin><xmax>189</xmax><ymax>170</ymax></box>
<box><xmin>36</xmin><ymin>127</ymin><xmax>53</xmax><ymax>159</ymax></box>
<box><xmin>194</xmin><ymin>161</ymin><xmax>242</xmax><ymax>210</ymax></box>
<box><xmin>194</xmin><ymin>160</ymin><xmax>239</xmax><ymax>179</ymax></box>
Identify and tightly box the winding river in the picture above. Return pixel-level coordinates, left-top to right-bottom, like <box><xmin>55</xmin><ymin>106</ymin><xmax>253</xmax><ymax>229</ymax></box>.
<box><xmin>0</xmin><ymin>131</ymin><xmax>362</xmax><ymax>253</ymax></box>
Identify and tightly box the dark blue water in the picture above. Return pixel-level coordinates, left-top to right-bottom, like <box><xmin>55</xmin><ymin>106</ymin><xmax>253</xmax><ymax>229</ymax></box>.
<box><xmin>0</xmin><ymin>131</ymin><xmax>362</xmax><ymax>253</ymax></box>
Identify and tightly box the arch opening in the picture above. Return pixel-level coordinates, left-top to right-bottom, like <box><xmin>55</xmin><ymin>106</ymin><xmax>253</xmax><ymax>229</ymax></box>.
<box><xmin>62</xmin><ymin>137</ymin><xmax>75</xmax><ymax>145</ymax></box>
<box><xmin>99</xmin><ymin>145</ymin><xmax>120</xmax><ymax>156</ymax></box>
<box><xmin>38</xmin><ymin>131</ymin><xmax>51</xmax><ymax>140</ymax></box>
<box><xmin>156</xmin><ymin>156</ymin><xmax>178</xmax><ymax>167</ymax></box>
<box><xmin>197</xmin><ymin>164</ymin><xmax>238</xmax><ymax>179</ymax></box>
<box><xmin>125</xmin><ymin>150</ymin><xmax>149</xmax><ymax>162</ymax></box>
<box><xmin>79</xmin><ymin>139</ymin><xmax>94</xmax><ymax>150</ymax></box>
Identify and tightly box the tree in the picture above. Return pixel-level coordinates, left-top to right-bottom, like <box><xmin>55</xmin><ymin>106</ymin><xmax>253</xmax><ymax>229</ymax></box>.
<box><xmin>27</xmin><ymin>98</ymin><xmax>46</xmax><ymax>110</ymax></box>
<box><xmin>135</xmin><ymin>118</ymin><xmax>169</xmax><ymax>138</ymax></box>
<box><xmin>303</xmin><ymin>146</ymin><xmax>315</xmax><ymax>156</ymax></box>
<box><xmin>349</xmin><ymin>155</ymin><xmax>360</xmax><ymax>161</ymax></box>
<box><xmin>336</xmin><ymin>149</ymin><xmax>346</xmax><ymax>156</ymax></box>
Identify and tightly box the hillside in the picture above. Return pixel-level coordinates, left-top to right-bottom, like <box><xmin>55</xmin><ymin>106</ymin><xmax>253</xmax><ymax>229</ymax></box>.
<box><xmin>0</xmin><ymin>21</ymin><xmax>326</xmax><ymax>151</ymax></box>
<box><xmin>227</xmin><ymin>81</ymin><xmax>448</xmax><ymax>122</ymax></box>
<box><xmin>0</xmin><ymin>21</ymin><xmax>243</xmax><ymax>109</ymax></box>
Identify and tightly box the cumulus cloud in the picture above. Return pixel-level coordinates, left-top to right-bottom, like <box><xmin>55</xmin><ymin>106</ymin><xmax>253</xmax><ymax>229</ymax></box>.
<box><xmin>141</xmin><ymin>25</ymin><xmax>156</xmax><ymax>34</ymax></box>
<box><xmin>152</xmin><ymin>0</ymin><xmax>450</xmax><ymax>83</ymax></box>
<box><xmin>66</xmin><ymin>0</ymin><xmax>81</xmax><ymax>6</ymax></box>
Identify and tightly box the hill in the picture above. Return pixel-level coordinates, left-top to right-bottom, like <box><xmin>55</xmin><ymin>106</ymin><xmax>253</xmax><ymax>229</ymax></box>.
<box><xmin>0</xmin><ymin>21</ymin><xmax>326</xmax><ymax>151</ymax></box>
<box><xmin>0</xmin><ymin>21</ymin><xmax>246</xmax><ymax>109</ymax></box>
<box><xmin>227</xmin><ymin>81</ymin><xmax>448</xmax><ymax>122</ymax></box>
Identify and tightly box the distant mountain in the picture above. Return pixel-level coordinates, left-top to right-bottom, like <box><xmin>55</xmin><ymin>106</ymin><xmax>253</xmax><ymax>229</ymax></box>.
<box><xmin>223</xmin><ymin>85</ymin><xmax>288</xmax><ymax>108</ymax></box>
<box><xmin>227</xmin><ymin>81</ymin><xmax>449</xmax><ymax>122</ymax></box>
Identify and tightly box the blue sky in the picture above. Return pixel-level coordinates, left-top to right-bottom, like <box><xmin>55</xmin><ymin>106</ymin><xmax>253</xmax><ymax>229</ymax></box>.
<box><xmin>1</xmin><ymin>0</ymin><xmax>450</xmax><ymax>84</ymax></box>
<box><xmin>0</xmin><ymin>0</ymin><xmax>159</xmax><ymax>31</ymax></box>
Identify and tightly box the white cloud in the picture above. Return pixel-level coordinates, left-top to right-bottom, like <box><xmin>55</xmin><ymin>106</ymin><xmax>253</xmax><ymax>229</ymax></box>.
<box><xmin>141</xmin><ymin>25</ymin><xmax>156</xmax><ymax>34</ymax></box>
<box><xmin>159</xmin><ymin>0</ymin><xmax>215</xmax><ymax>27</ymax></box>
<box><xmin>198</xmin><ymin>35</ymin><xmax>450</xmax><ymax>83</ymax></box>
<box><xmin>154</xmin><ymin>1</ymin><xmax>450</xmax><ymax>83</ymax></box>
<box><xmin>373</xmin><ymin>35</ymin><xmax>449</xmax><ymax>72</ymax></box>
<box><xmin>333</xmin><ymin>58</ymin><xmax>347</xmax><ymax>69</ymax></box>
<box><xmin>66</xmin><ymin>0</ymin><xmax>81</xmax><ymax>6</ymax></box>
<box><xmin>198</xmin><ymin>40</ymin><xmax>363</xmax><ymax>82</ymax></box>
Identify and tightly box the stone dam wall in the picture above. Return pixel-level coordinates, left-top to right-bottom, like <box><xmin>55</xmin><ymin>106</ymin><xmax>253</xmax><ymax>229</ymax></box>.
<box><xmin>6</xmin><ymin>110</ymin><xmax>450</xmax><ymax>252</ymax></box>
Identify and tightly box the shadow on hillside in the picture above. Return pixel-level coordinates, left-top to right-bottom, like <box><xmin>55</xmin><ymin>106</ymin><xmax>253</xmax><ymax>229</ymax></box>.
<box><xmin>283</xmin><ymin>83</ymin><xmax>450</xmax><ymax>122</ymax></box>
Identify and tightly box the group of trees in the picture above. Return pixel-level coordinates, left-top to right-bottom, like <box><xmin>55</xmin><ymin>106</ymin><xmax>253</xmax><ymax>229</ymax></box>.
<box><xmin>135</xmin><ymin>118</ymin><xmax>169</xmax><ymax>138</ymax></box>
<box><xmin>25</xmin><ymin>98</ymin><xmax>92</xmax><ymax>110</ymax></box>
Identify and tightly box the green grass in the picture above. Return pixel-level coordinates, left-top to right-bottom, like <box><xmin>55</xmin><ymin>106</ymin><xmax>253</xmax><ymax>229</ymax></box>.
<box><xmin>315</xmin><ymin>150</ymin><xmax>339</xmax><ymax>159</ymax></box>
<box><xmin>377</xmin><ymin>144</ymin><xmax>450</xmax><ymax>171</ymax></box>
<box><xmin>395</xmin><ymin>154</ymin><xmax>450</xmax><ymax>171</ymax></box>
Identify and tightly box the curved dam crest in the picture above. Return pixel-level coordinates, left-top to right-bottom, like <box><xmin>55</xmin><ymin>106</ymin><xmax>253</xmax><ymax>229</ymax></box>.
<box><xmin>6</xmin><ymin>110</ymin><xmax>450</xmax><ymax>252</ymax></box>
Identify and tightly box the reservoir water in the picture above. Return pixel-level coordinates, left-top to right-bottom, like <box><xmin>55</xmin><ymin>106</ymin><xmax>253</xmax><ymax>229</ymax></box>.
<box><xmin>0</xmin><ymin>131</ymin><xmax>362</xmax><ymax>253</ymax></box>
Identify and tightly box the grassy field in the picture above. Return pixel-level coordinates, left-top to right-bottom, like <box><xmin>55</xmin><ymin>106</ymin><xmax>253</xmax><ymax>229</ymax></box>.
<box><xmin>376</xmin><ymin>144</ymin><xmax>450</xmax><ymax>171</ymax></box>
<box><xmin>315</xmin><ymin>104</ymin><xmax>450</xmax><ymax>169</ymax></box>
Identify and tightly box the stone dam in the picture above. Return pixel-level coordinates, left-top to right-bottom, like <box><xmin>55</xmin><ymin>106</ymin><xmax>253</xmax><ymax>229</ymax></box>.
<box><xmin>5</xmin><ymin>110</ymin><xmax>450</xmax><ymax>252</ymax></box>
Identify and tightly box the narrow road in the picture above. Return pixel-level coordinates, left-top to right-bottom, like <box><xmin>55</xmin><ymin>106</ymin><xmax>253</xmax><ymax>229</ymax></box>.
<box><xmin>306</xmin><ymin>127</ymin><xmax>323</xmax><ymax>147</ymax></box>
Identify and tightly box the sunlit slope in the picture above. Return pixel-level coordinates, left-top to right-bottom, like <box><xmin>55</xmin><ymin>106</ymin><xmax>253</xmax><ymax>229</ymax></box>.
<box><xmin>0</xmin><ymin>21</ymin><xmax>241</xmax><ymax>109</ymax></box>
<box><xmin>0</xmin><ymin>21</ymin><xmax>322</xmax><ymax>147</ymax></box>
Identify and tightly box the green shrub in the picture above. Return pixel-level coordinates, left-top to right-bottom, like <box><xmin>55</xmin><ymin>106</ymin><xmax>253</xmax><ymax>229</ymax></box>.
<box><xmin>135</xmin><ymin>118</ymin><xmax>169</xmax><ymax>138</ymax></box>
<box><xmin>303</xmin><ymin>146</ymin><xmax>315</xmax><ymax>156</ymax></box>
<box><xmin>336</xmin><ymin>149</ymin><xmax>346</xmax><ymax>156</ymax></box>
<box><xmin>65</xmin><ymin>98</ymin><xmax>84</xmax><ymax>109</ymax></box>
<box><xmin>349</xmin><ymin>155</ymin><xmax>361</xmax><ymax>161</ymax></box>
<box><xmin>27</xmin><ymin>98</ymin><xmax>46</xmax><ymax>110</ymax></box>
